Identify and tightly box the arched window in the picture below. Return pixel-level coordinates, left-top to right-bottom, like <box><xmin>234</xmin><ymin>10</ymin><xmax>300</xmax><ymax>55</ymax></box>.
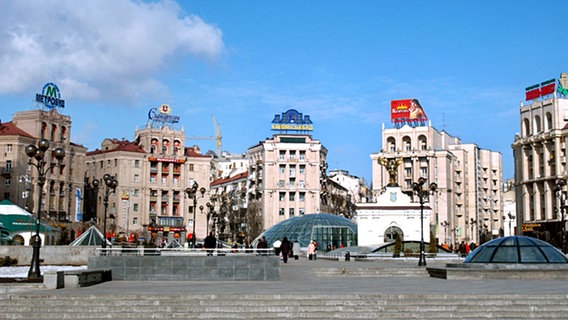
<box><xmin>402</xmin><ymin>136</ymin><xmax>412</xmax><ymax>151</ymax></box>
<box><xmin>387</xmin><ymin>137</ymin><xmax>396</xmax><ymax>152</ymax></box>
<box><xmin>545</xmin><ymin>112</ymin><xmax>553</xmax><ymax>131</ymax></box>
<box><xmin>534</xmin><ymin>115</ymin><xmax>542</xmax><ymax>134</ymax></box>
<box><xmin>418</xmin><ymin>135</ymin><xmax>427</xmax><ymax>151</ymax></box>
<box><xmin>523</xmin><ymin>118</ymin><xmax>531</xmax><ymax>137</ymax></box>
<box><xmin>384</xmin><ymin>225</ymin><xmax>404</xmax><ymax>243</ymax></box>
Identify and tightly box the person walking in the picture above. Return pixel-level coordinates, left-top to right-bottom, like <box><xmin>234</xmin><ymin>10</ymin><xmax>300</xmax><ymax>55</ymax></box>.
<box><xmin>292</xmin><ymin>240</ymin><xmax>301</xmax><ymax>260</ymax></box>
<box><xmin>256</xmin><ymin>236</ymin><xmax>268</xmax><ymax>255</ymax></box>
<box><xmin>307</xmin><ymin>240</ymin><xmax>316</xmax><ymax>260</ymax></box>
<box><xmin>280</xmin><ymin>237</ymin><xmax>291</xmax><ymax>263</ymax></box>
<box><xmin>273</xmin><ymin>238</ymin><xmax>282</xmax><ymax>256</ymax></box>
<box><xmin>204</xmin><ymin>231</ymin><xmax>216</xmax><ymax>256</ymax></box>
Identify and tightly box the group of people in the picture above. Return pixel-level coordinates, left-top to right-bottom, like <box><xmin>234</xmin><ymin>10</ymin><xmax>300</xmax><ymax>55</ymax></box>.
<box><xmin>256</xmin><ymin>236</ymin><xmax>304</xmax><ymax>263</ymax></box>
<box><xmin>441</xmin><ymin>241</ymin><xmax>477</xmax><ymax>257</ymax></box>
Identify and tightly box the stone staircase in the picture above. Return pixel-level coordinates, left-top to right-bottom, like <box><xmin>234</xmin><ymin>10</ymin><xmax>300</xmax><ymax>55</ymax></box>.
<box><xmin>2</xmin><ymin>293</ymin><xmax>568</xmax><ymax>319</ymax></box>
<box><xmin>312</xmin><ymin>267</ymin><xmax>429</xmax><ymax>277</ymax></box>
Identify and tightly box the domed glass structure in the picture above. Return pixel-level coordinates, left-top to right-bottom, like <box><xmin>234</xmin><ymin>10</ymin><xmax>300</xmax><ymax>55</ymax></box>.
<box><xmin>255</xmin><ymin>213</ymin><xmax>357</xmax><ymax>249</ymax></box>
<box><xmin>464</xmin><ymin>236</ymin><xmax>568</xmax><ymax>264</ymax></box>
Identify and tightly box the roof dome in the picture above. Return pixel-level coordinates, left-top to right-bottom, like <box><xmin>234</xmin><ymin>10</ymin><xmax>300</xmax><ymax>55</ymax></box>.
<box><xmin>256</xmin><ymin>213</ymin><xmax>357</xmax><ymax>248</ymax></box>
<box><xmin>464</xmin><ymin>236</ymin><xmax>568</xmax><ymax>264</ymax></box>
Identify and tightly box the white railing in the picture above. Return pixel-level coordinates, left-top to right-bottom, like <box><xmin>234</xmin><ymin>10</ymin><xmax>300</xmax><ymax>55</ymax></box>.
<box><xmin>95</xmin><ymin>247</ymin><xmax>276</xmax><ymax>256</ymax></box>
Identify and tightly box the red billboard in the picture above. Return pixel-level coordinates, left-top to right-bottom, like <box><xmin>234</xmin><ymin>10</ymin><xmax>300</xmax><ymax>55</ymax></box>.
<box><xmin>525</xmin><ymin>78</ymin><xmax>556</xmax><ymax>101</ymax></box>
<box><xmin>390</xmin><ymin>99</ymin><xmax>427</xmax><ymax>123</ymax></box>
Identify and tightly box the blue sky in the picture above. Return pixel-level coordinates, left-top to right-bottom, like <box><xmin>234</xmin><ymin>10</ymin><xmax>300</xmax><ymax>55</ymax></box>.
<box><xmin>1</xmin><ymin>1</ymin><xmax>567</xmax><ymax>184</ymax></box>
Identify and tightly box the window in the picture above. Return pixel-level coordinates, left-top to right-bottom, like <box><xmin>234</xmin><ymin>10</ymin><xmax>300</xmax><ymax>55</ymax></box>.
<box><xmin>289</xmin><ymin>192</ymin><xmax>295</xmax><ymax>201</ymax></box>
<box><xmin>405</xmin><ymin>168</ymin><xmax>411</xmax><ymax>177</ymax></box>
<box><xmin>279</xmin><ymin>165</ymin><xmax>286</xmax><ymax>174</ymax></box>
<box><xmin>299</xmin><ymin>165</ymin><xmax>305</xmax><ymax>174</ymax></box>
<box><xmin>134</xmin><ymin>160</ymin><xmax>140</xmax><ymax>168</ymax></box>
<box><xmin>5</xmin><ymin>178</ymin><xmax>10</xmax><ymax>186</ymax></box>
<box><xmin>133</xmin><ymin>189</ymin><xmax>139</xmax><ymax>197</ymax></box>
<box><xmin>6</xmin><ymin>144</ymin><xmax>12</xmax><ymax>153</ymax></box>
<box><xmin>289</xmin><ymin>167</ymin><xmax>296</xmax><ymax>176</ymax></box>
<box><xmin>299</xmin><ymin>208</ymin><xmax>305</xmax><ymax>215</ymax></box>
<box><xmin>100</xmin><ymin>161</ymin><xmax>103</xmax><ymax>169</ymax></box>
<box><xmin>279</xmin><ymin>192</ymin><xmax>285</xmax><ymax>201</ymax></box>
<box><xmin>189</xmin><ymin>164</ymin><xmax>194</xmax><ymax>172</ymax></box>
<box><xmin>299</xmin><ymin>151</ymin><xmax>305</xmax><ymax>161</ymax></box>
<box><xmin>279</xmin><ymin>180</ymin><xmax>285</xmax><ymax>188</ymax></box>
<box><xmin>289</xmin><ymin>178</ymin><xmax>295</xmax><ymax>187</ymax></box>
<box><xmin>289</xmin><ymin>208</ymin><xmax>295</xmax><ymax>216</ymax></box>
<box><xmin>421</xmin><ymin>167</ymin><xmax>428</xmax><ymax>177</ymax></box>
<box><xmin>150</xmin><ymin>175</ymin><xmax>156</xmax><ymax>183</ymax></box>
<box><xmin>290</xmin><ymin>151</ymin><xmax>296</xmax><ymax>159</ymax></box>
<box><xmin>114</xmin><ymin>159</ymin><xmax>118</xmax><ymax>167</ymax></box>
<box><xmin>133</xmin><ymin>217</ymin><xmax>138</xmax><ymax>225</ymax></box>
<box><xmin>279</xmin><ymin>208</ymin><xmax>285</xmax><ymax>216</ymax></box>
<box><xmin>299</xmin><ymin>180</ymin><xmax>305</xmax><ymax>188</ymax></box>
<box><xmin>279</xmin><ymin>151</ymin><xmax>285</xmax><ymax>160</ymax></box>
<box><xmin>134</xmin><ymin>174</ymin><xmax>140</xmax><ymax>182</ymax></box>
<box><xmin>299</xmin><ymin>192</ymin><xmax>305</xmax><ymax>201</ymax></box>
<box><xmin>161</xmin><ymin>176</ymin><xmax>167</xmax><ymax>184</ymax></box>
<box><xmin>107</xmin><ymin>160</ymin><xmax>111</xmax><ymax>168</ymax></box>
<box><xmin>173</xmin><ymin>177</ymin><xmax>179</xmax><ymax>186</ymax></box>
<box><xmin>133</xmin><ymin>203</ymin><xmax>139</xmax><ymax>212</ymax></box>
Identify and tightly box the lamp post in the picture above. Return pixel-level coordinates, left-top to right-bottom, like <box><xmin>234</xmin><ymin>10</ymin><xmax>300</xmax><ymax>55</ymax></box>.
<box><xmin>185</xmin><ymin>182</ymin><xmax>206</xmax><ymax>248</ymax></box>
<box><xmin>440</xmin><ymin>220</ymin><xmax>449</xmax><ymax>245</ymax></box>
<box><xmin>25</xmin><ymin>139</ymin><xmax>65</xmax><ymax>279</ymax></box>
<box><xmin>507</xmin><ymin>213</ymin><xmax>516</xmax><ymax>236</ymax></box>
<box><xmin>92</xmin><ymin>174</ymin><xmax>118</xmax><ymax>249</ymax></box>
<box><xmin>413</xmin><ymin>177</ymin><xmax>437</xmax><ymax>267</ymax></box>
<box><xmin>554</xmin><ymin>178</ymin><xmax>567</xmax><ymax>253</ymax></box>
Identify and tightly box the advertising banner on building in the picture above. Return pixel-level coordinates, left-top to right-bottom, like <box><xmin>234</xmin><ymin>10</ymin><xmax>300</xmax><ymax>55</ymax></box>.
<box><xmin>390</xmin><ymin>99</ymin><xmax>427</xmax><ymax>123</ymax></box>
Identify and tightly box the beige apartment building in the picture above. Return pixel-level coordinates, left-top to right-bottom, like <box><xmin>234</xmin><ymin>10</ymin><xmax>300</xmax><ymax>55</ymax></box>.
<box><xmin>84</xmin><ymin>106</ymin><xmax>211</xmax><ymax>245</ymax></box>
<box><xmin>512</xmin><ymin>74</ymin><xmax>568</xmax><ymax>250</ymax></box>
<box><xmin>370</xmin><ymin>121</ymin><xmax>503</xmax><ymax>246</ymax></box>
<box><xmin>0</xmin><ymin>108</ymin><xmax>87</xmax><ymax>228</ymax></box>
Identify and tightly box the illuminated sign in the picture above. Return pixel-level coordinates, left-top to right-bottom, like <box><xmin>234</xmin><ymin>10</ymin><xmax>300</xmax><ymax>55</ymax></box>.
<box><xmin>147</xmin><ymin>157</ymin><xmax>185</xmax><ymax>163</ymax></box>
<box><xmin>525</xmin><ymin>78</ymin><xmax>556</xmax><ymax>101</ymax></box>
<box><xmin>148</xmin><ymin>104</ymin><xmax>180</xmax><ymax>124</ymax></box>
<box><xmin>390</xmin><ymin>99</ymin><xmax>427</xmax><ymax>123</ymax></box>
<box><xmin>35</xmin><ymin>82</ymin><xmax>65</xmax><ymax>109</ymax></box>
<box><xmin>271</xmin><ymin>109</ymin><xmax>313</xmax><ymax>132</ymax></box>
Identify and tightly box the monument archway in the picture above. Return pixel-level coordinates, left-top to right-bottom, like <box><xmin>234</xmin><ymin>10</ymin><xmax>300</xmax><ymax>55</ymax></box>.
<box><xmin>384</xmin><ymin>225</ymin><xmax>403</xmax><ymax>243</ymax></box>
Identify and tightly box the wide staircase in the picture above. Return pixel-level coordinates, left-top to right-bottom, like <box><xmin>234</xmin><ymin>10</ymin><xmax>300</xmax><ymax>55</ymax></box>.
<box><xmin>2</xmin><ymin>293</ymin><xmax>568</xmax><ymax>319</ymax></box>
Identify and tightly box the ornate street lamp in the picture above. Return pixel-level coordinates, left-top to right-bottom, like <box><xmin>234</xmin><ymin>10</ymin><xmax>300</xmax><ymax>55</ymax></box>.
<box><xmin>185</xmin><ymin>182</ymin><xmax>206</xmax><ymax>248</ymax></box>
<box><xmin>440</xmin><ymin>220</ymin><xmax>449</xmax><ymax>246</ymax></box>
<box><xmin>413</xmin><ymin>177</ymin><xmax>437</xmax><ymax>267</ymax></box>
<box><xmin>25</xmin><ymin>139</ymin><xmax>65</xmax><ymax>279</ymax></box>
<box><xmin>92</xmin><ymin>174</ymin><xmax>118</xmax><ymax>250</ymax></box>
<box><xmin>507</xmin><ymin>213</ymin><xmax>516</xmax><ymax>236</ymax></box>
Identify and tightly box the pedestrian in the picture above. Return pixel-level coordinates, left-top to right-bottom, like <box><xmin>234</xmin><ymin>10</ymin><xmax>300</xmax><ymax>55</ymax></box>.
<box><xmin>256</xmin><ymin>236</ymin><xmax>268</xmax><ymax>255</ymax></box>
<box><xmin>292</xmin><ymin>240</ymin><xmax>301</xmax><ymax>260</ymax></box>
<box><xmin>280</xmin><ymin>237</ymin><xmax>291</xmax><ymax>263</ymax></box>
<box><xmin>273</xmin><ymin>237</ymin><xmax>282</xmax><ymax>256</ymax></box>
<box><xmin>204</xmin><ymin>231</ymin><xmax>216</xmax><ymax>256</ymax></box>
<box><xmin>307</xmin><ymin>240</ymin><xmax>316</xmax><ymax>260</ymax></box>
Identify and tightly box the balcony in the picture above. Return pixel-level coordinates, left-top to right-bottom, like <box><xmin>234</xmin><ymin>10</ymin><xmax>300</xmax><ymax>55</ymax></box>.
<box><xmin>1</xmin><ymin>167</ymin><xmax>12</xmax><ymax>178</ymax></box>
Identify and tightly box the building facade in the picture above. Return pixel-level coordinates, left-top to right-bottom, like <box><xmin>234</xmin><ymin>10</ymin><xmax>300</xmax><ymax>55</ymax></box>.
<box><xmin>370</xmin><ymin>114</ymin><xmax>503</xmax><ymax>246</ymax></box>
<box><xmin>246</xmin><ymin>109</ymin><xmax>328</xmax><ymax>234</ymax></box>
<box><xmin>0</xmin><ymin>109</ymin><xmax>87</xmax><ymax>227</ymax></box>
<box><xmin>84</xmin><ymin>105</ymin><xmax>211</xmax><ymax>245</ymax></box>
<box><xmin>512</xmin><ymin>73</ymin><xmax>568</xmax><ymax>251</ymax></box>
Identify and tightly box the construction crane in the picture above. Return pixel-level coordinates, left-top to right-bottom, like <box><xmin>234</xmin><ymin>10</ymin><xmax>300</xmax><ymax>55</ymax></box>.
<box><xmin>186</xmin><ymin>115</ymin><xmax>222</xmax><ymax>157</ymax></box>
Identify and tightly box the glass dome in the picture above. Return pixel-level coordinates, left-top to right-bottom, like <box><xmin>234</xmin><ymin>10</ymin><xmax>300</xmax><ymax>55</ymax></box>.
<box><xmin>464</xmin><ymin>236</ymin><xmax>568</xmax><ymax>264</ymax></box>
<box><xmin>255</xmin><ymin>213</ymin><xmax>357</xmax><ymax>249</ymax></box>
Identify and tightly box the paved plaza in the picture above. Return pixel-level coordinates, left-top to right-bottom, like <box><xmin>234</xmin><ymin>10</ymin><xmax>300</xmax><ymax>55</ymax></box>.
<box><xmin>40</xmin><ymin>257</ymin><xmax>568</xmax><ymax>297</ymax></box>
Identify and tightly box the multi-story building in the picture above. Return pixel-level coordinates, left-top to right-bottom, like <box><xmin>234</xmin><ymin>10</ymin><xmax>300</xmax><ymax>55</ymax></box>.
<box><xmin>0</xmin><ymin>108</ymin><xmax>87</xmax><ymax>225</ymax></box>
<box><xmin>370</xmin><ymin>99</ymin><xmax>503</xmax><ymax>246</ymax></box>
<box><xmin>210</xmin><ymin>171</ymin><xmax>249</xmax><ymax>244</ymax></box>
<box><xmin>512</xmin><ymin>72</ymin><xmax>568</xmax><ymax>250</ymax></box>
<box><xmin>84</xmin><ymin>105</ymin><xmax>211</xmax><ymax>245</ymax></box>
<box><xmin>247</xmin><ymin>109</ymin><xmax>328</xmax><ymax>234</ymax></box>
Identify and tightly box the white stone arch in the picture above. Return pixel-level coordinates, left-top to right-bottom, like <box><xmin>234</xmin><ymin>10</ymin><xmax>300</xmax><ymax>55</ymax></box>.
<box><xmin>384</xmin><ymin>224</ymin><xmax>404</xmax><ymax>243</ymax></box>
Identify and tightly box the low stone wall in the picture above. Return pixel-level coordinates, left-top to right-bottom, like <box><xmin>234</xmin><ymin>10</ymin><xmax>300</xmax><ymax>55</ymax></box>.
<box><xmin>0</xmin><ymin>246</ymin><xmax>95</xmax><ymax>266</ymax></box>
<box><xmin>89</xmin><ymin>255</ymin><xmax>281</xmax><ymax>281</ymax></box>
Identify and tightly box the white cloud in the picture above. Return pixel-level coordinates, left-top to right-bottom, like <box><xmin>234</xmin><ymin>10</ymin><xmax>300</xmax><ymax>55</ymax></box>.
<box><xmin>0</xmin><ymin>0</ymin><xmax>224</xmax><ymax>103</ymax></box>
